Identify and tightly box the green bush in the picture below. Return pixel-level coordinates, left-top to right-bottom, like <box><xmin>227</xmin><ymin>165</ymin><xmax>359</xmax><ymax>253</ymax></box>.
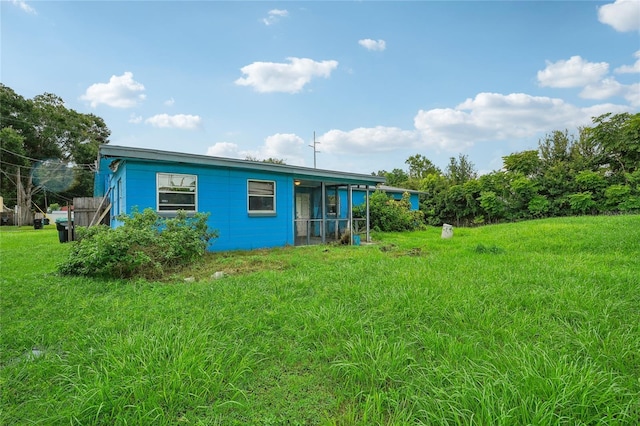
<box><xmin>356</xmin><ymin>190</ymin><xmax>425</xmax><ymax>232</ymax></box>
<box><xmin>58</xmin><ymin>208</ymin><xmax>218</xmax><ymax>278</ymax></box>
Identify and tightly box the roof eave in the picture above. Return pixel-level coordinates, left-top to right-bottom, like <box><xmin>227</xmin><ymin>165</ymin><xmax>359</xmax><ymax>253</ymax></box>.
<box><xmin>99</xmin><ymin>145</ymin><xmax>385</xmax><ymax>186</ymax></box>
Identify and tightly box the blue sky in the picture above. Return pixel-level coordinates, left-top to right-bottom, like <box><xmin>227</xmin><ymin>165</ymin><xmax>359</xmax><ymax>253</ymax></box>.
<box><xmin>2</xmin><ymin>0</ymin><xmax>639</xmax><ymax>175</ymax></box>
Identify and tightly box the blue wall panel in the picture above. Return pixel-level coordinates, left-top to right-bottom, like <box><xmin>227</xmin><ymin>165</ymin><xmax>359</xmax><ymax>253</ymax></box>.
<box><xmin>116</xmin><ymin>161</ymin><xmax>295</xmax><ymax>252</ymax></box>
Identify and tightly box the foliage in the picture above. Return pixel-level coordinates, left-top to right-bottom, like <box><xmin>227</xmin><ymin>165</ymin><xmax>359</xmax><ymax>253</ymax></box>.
<box><xmin>445</xmin><ymin>154</ymin><xmax>477</xmax><ymax>185</ymax></box>
<box><xmin>0</xmin><ymin>84</ymin><xmax>110</xmax><ymax>221</ymax></box>
<box><xmin>568</xmin><ymin>192</ymin><xmax>597</xmax><ymax>215</ymax></box>
<box><xmin>502</xmin><ymin>150</ymin><xmax>540</xmax><ymax>177</ymax></box>
<box><xmin>356</xmin><ymin>190</ymin><xmax>424</xmax><ymax>232</ymax></box>
<box><xmin>388</xmin><ymin>112</ymin><xmax>640</xmax><ymax>226</ymax></box>
<box><xmin>58</xmin><ymin>208</ymin><xmax>218</xmax><ymax>278</ymax></box>
<box><xmin>245</xmin><ymin>155</ymin><xmax>286</xmax><ymax>164</ymax></box>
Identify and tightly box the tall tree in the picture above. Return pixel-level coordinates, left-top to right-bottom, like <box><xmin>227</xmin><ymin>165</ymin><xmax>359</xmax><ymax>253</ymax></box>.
<box><xmin>405</xmin><ymin>154</ymin><xmax>441</xmax><ymax>180</ymax></box>
<box><xmin>586</xmin><ymin>112</ymin><xmax>640</xmax><ymax>178</ymax></box>
<box><xmin>0</xmin><ymin>84</ymin><xmax>110</xmax><ymax>224</ymax></box>
<box><xmin>502</xmin><ymin>150</ymin><xmax>540</xmax><ymax>177</ymax></box>
<box><xmin>445</xmin><ymin>154</ymin><xmax>477</xmax><ymax>185</ymax></box>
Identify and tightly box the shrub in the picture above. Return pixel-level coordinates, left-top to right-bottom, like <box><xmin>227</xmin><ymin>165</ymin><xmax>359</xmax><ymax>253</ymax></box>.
<box><xmin>355</xmin><ymin>190</ymin><xmax>425</xmax><ymax>232</ymax></box>
<box><xmin>58</xmin><ymin>208</ymin><xmax>218</xmax><ymax>278</ymax></box>
<box><xmin>568</xmin><ymin>192</ymin><xmax>596</xmax><ymax>215</ymax></box>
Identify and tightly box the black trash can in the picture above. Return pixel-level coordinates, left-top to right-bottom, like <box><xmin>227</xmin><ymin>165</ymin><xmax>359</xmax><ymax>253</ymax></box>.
<box><xmin>55</xmin><ymin>219</ymin><xmax>74</xmax><ymax>243</ymax></box>
<box><xmin>33</xmin><ymin>219</ymin><xmax>43</xmax><ymax>230</ymax></box>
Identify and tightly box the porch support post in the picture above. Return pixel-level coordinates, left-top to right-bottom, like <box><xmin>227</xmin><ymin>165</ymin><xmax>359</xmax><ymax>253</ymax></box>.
<box><xmin>321</xmin><ymin>181</ymin><xmax>326</xmax><ymax>243</ymax></box>
<box><xmin>348</xmin><ymin>184</ymin><xmax>353</xmax><ymax>245</ymax></box>
<box><xmin>366</xmin><ymin>185</ymin><xmax>371</xmax><ymax>243</ymax></box>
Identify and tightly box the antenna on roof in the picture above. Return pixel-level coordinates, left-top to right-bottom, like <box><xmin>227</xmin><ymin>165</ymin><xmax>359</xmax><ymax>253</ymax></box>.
<box><xmin>309</xmin><ymin>131</ymin><xmax>320</xmax><ymax>168</ymax></box>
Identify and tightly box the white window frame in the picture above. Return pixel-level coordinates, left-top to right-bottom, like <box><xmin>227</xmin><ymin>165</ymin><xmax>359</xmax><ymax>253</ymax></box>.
<box><xmin>247</xmin><ymin>179</ymin><xmax>276</xmax><ymax>215</ymax></box>
<box><xmin>157</xmin><ymin>172</ymin><xmax>197</xmax><ymax>212</ymax></box>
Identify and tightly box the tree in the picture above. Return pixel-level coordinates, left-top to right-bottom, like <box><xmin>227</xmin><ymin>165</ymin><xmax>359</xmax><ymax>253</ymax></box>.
<box><xmin>586</xmin><ymin>112</ymin><xmax>640</xmax><ymax>178</ymax></box>
<box><xmin>538</xmin><ymin>130</ymin><xmax>573</xmax><ymax>167</ymax></box>
<box><xmin>383</xmin><ymin>168</ymin><xmax>410</xmax><ymax>187</ymax></box>
<box><xmin>245</xmin><ymin>155</ymin><xmax>287</xmax><ymax>164</ymax></box>
<box><xmin>445</xmin><ymin>154</ymin><xmax>477</xmax><ymax>185</ymax></box>
<box><xmin>405</xmin><ymin>154</ymin><xmax>441</xmax><ymax>180</ymax></box>
<box><xmin>0</xmin><ymin>127</ymin><xmax>28</xmax><ymax>207</ymax></box>
<box><xmin>502</xmin><ymin>150</ymin><xmax>540</xmax><ymax>177</ymax></box>
<box><xmin>0</xmin><ymin>84</ymin><xmax>110</xmax><ymax>224</ymax></box>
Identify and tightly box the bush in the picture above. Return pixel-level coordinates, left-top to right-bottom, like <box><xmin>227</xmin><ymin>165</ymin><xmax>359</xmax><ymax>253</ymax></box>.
<box><xmin>355</xmin><ymin>190</ymin><xmax>425</xmax><ymax>232</ymax></box>
<box><xmin>58</xmin><ymin>208</ymin><xmax>218</xmax><ymax>278</ymax></box>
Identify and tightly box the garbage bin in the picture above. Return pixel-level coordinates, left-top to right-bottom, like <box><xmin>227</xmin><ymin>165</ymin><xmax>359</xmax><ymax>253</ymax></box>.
<box><xmin>55</xmin><ymin>219</ymin><xmax>74</xmax><ymax>243</ymax></box>
<box><xmin>33</xmin><ymin>219</ymin><xmax>43</xmax><ymax>230</ymax></box>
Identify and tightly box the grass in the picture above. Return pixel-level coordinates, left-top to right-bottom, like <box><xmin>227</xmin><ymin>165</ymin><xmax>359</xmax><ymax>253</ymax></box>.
<box><xmin>1</xmin><ymin>216</ymin><xmax>639</xmax><ymax>425</ymax></box>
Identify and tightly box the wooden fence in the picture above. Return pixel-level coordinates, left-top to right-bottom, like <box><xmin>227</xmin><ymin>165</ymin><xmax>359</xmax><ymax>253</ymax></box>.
<box><xmin>73</xmin><ymin>197</ymin><xmax>111</xmax><ymax>227</ymax></box>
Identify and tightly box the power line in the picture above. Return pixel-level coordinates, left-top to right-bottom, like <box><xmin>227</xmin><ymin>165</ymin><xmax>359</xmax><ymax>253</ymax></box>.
<box><xmin>0</xmin><ymin>146</ymin><xmax>41</xmax><ymax>162</ymax></box>
<box><xmin>0</xmin><ymin>147</ymin><xmax>96</xmax><ymax>169</ymax></box>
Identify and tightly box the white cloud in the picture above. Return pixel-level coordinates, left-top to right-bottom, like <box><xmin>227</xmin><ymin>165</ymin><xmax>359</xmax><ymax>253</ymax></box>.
<box><xmin>537</xmin><ymin>56</ymin><xmax>609</xmax><ymax>88</ymax></box>
<box><xmin>235</xmin><ymin>57</ymin><xmax>338</xmax><ymax>93</ymax></box>
<box><xmin>10</xmin><ymin>0</ymin><xmax>35</xmax><ymax>14</ymax></box>
<box><xmin>206</xmin><ymin>134</ymin><xmax>306</xmax><ymax>165</ymax></box>
<box><xmin>262</xmin><ymin>133</ymin><xmax>305</xmax><ymax>159</ymax></box>
<box><xmin>319</xmin><ymin>126</ymin><xmax>418</xmax><ymax>154</ymax></box>
<box><xmin>163</xmin><ymin>97</ymin><xmax>175</xmax><ymax>106</ymax></box>
<box><xmin>243</xmin><ymin>134</ymin><xmax>306</xmax><ymax>165</ymax></box>
<box><xmin>128</xmin><ymin>114</ymin><xmax>143</xmax><ymax>124</ymax></box>
<box><xmin>206</xmin><ymin>142</ymin><xmax>242</xmax><ymax>158</ymax></box>
<box><xmin>598</xmin><ymin>0</ymin><xmax>640</xmax><ymax>32</ymax></box>
<box><xmin>81</xmin><ymin>72</ymin><xmax>146</xmax><ymax>108</ymax></box>
<box><xmin>145</xmin><ymin>114</ymin><xmax>202</xmax><ymax>129</ymax></box>
<box><xmin>313</xmin><ymin>92</ymin><xmax>635</xmax><ymax>158</ymax></box>
<box><xmin>413</xmin><ymin>92</ymin><xmax>633</xmax><ymax>151</ymax></box>
<box><xmin>580</xmin><ymin>78</ymin><xmax>625</xmax><ymax>100</ymax></box>
<box><xmin>624</xmin><ymin>83</ymin><xmax>640</xmax><ymax>106</ymax></box>
<box><xmin>615</xmin><ymin>50</ymin><xmax>640</xmax><ymax>73</ymax></box>
<box><xmin>263</xmin><ymin>9</ymin><xmax>289</xmax><ymax>26</ymax></box>
<box><xmin>358</xmin><ymin>39</ymin><xmax>386</xmax><ymax>51</ymax></box>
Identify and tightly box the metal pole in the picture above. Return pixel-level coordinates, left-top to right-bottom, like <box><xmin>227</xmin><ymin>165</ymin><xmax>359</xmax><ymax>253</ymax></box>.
<box><xmin>309</xmin><ymin>131</ymin><xmax>320</xmax><ymax>169</ymax></box>
<box><xmin>320</xmin><ymin>182</ymin><xmax>326</xmax><ymax>243</ymax></box>
<box><xmin>348</xmin><ymin>184</ymin><xmax>353</xmax><ymax>245</ymax></box>
<box><xmin>67</xmin><ymin>202</ymin><xmax>72</xmax><ymax>242</ymax></box>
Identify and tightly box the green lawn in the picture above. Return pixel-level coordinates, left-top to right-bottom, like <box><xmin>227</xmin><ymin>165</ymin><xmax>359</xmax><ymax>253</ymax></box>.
<box><xmin>1</xmin><ymin>216</ymin><xmax>639</xmax><ymax>425</ymax></box>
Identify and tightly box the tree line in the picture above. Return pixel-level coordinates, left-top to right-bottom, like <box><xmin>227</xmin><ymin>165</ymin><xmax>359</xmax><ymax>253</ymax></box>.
<box><xmin>374</xmin><ymin>112</ymin><xmax>640</xmax><ymax>227</ymax></box>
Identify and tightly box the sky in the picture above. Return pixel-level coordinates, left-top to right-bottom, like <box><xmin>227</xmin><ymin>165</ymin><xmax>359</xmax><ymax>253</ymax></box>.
<box><xmin>2</xmin><ymin>0</ymin><xmax>639</xmax><ymax>176</ymax></box>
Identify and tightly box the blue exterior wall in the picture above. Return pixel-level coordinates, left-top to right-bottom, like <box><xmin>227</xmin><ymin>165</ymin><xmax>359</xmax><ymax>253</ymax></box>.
<box><xmin>105</xmin><ymin>160</ymin><xmax>295</xmax><ymax>252</ymax></box>
<box><xmin>346</xmin><ymin>188</ymin><xmax>420</xmax><ymax>211</ymax></box>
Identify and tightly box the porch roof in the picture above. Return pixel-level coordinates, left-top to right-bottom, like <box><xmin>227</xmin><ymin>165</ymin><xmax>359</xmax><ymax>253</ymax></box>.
<box><xmin>99</xmin><ymin>145</ymin><xmax>385</xmax><ymax>186</ymax></box>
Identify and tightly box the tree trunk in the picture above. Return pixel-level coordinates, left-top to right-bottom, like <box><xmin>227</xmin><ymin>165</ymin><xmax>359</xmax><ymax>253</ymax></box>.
<box><xmin>16</xmin><ymin>167</ymin><xmax>34</xmax><ymax>226</ymax></box>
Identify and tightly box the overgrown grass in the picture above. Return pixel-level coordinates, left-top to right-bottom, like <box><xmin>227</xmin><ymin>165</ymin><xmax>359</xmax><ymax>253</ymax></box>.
<box><xmin>1</xmin><ymin>216</ymin><xmax>639</xmax><ymax>424</ymax></box>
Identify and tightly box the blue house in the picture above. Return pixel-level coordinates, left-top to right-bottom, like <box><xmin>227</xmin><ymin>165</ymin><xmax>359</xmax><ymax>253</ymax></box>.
<box><xmin>94</xmin><ymin>145</ymin><xmax>386</xmax><ymax>251</ymax></box>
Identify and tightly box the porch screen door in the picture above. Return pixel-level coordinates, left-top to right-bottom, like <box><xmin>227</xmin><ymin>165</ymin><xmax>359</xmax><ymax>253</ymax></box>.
<box><xmin>296</xmin><ymin>193</ymin><xmax>310</xmax><ymax>236</ymax></box>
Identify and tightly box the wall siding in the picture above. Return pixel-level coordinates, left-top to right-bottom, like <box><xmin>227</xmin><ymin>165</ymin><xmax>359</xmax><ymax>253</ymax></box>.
<box><xmin>118</xmin><ymin>161</ymin><xmax>294</xmax><ymax>251</ymax></box>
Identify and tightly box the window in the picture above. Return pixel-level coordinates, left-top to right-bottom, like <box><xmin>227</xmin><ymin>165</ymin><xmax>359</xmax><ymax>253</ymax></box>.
<box><xmin>248</xmin><ymin>180</ymin><xmax>275</xmax><ymax>214</ymax></box>
<box><xmin>326</xmin><ymin>186</ymin><xmax>338</xmax><ymax>215</ymax></box>
<box><xmin>157</xmin><ymin>173</ymin><xmax>197</xmax><ymax>211</ymax></box>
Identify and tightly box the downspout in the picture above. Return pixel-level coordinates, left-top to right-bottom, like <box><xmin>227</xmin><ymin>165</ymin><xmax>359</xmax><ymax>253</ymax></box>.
<box><xmin>366</xmin><ymin>185</ymin><xmax>371</xmax><ymax>243</ymax></box>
